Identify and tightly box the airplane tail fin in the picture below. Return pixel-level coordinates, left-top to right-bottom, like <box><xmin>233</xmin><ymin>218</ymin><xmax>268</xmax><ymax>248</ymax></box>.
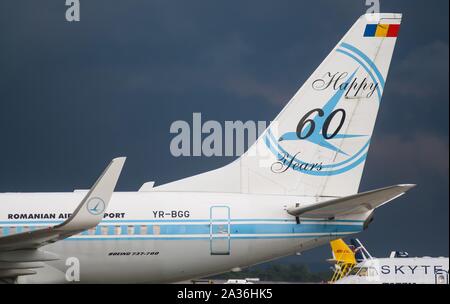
<box><xmin>144</xmin><ymin>13</ymin><xmax>403</xmax><ymax>197</ymax></box>
<box><xmin>330</xmin><ymin>239</ymin><xmax>357</xmax><ymax>265</ymax></box>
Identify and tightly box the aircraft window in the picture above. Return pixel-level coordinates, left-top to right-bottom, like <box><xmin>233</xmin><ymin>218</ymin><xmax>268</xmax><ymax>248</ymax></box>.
<box><xmin>100</xmin><ymin>226</ymin><xmax>109</xmax><ymax>235</ymax></box>
<box><xmin>88</xmin><ymin>228</ymin><xmax>96</xmax><ymax>235</ymax></box>
<box><xmin>350</xmin><ymin>267</ymin><xmax>361</xmax><ymax>275</ymax></box>
<box><xmin>23</xmin><ymin>226</ymin><xmax>29</xmax><ymax>232</ymax></box>
<box><xmin>115</xmin><ymin>225</ymin><xmax>121</xmax><ymax>235</ymax></box>
<box><xmin>153</xmin><ymin>225</ymin><xmax>160</xmax><ymax>235</ymax></box>
<box><xmin>127</xmin><ymin>225</ymin><xmax>134</xmax><ymax>235</ymax></box>
<box><xmin>0</xmin><ymin>227</ymin><xmax>3</xmax><ymax>236</ymax></box>
<box><xmin>358</xmin><ymin>267</ymin><xmax>369</xmax><ymax>277</ymax></box>
<box><xmin>10</xmin><ymin>227</ymin><xmax>16</xmax><ymax>235</ymax></box>
<box><xmin>141</xmin><ymin>225</ymin><xmax>147</xmax><ymax>235</ymax></box>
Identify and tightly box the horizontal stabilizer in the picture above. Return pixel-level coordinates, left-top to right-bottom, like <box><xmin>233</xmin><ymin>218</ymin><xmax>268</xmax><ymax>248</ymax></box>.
<box><xmin>287</xmin><ymin>184</ymin><xmax>416</xmax><ymax>218</ymax></box>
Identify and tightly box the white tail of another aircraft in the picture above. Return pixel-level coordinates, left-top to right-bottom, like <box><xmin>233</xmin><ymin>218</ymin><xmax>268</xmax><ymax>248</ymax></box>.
<box><xmin>142</xmin><ymin>13</ymin><xmax>403</xmax><ymax>197</ymax></box>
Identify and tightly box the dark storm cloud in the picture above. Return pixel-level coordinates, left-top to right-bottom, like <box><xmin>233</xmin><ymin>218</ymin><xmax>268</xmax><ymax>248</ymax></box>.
<box><xmin>0</xmin><ymin>0</ymin><xmax>448</xmax><ymax>261</ymax></box>
<box><xmin>391</xmin><ymin>41</ymin><xmax>449</xmax><ymax>99</ymax></box>
<box><xmin>370</xmin><ymin>132</ymin><xmax>449</xmax><ymax>179</ymax></box>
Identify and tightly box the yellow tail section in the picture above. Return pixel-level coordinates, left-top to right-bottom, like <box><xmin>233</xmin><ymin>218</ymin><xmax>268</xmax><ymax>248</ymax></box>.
<box><xmin>329</xmin><ymin>239</ymin><xmax>357</xmax><ymax>283</ymax></box>
<box><xmin>331</xmin><ymin>239</ymin><xmax>356</xmax><ymax>264</ymax></box>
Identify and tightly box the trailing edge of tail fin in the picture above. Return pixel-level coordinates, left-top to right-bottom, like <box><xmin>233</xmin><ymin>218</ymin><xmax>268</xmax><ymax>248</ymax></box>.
<box><xmin>144</xmin><ymin>13</ymin><xmax>402</xmax><ymax>196</ymax></box>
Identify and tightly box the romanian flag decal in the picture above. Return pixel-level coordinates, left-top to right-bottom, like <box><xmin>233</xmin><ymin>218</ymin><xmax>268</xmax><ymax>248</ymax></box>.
<box><xmin>364</xmin><ymin>23</ymin><xmax>400</xmax><ymax>37</ymax></box>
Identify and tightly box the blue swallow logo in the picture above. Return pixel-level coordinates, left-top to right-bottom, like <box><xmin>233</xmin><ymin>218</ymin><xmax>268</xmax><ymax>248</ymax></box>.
<box><xmin>86</xmin><ymin>197</ymin><xmax>105</xmax><ymax>215</ymax></box>
<box><xmin>278</xmin><ymin>69</ymin><xmax>367</xmax><ymax>156</ymax></box>
<box><xmin>264</xmin><ymin>43</ymin><xmax>385</xmax><ymax>176</ymax></box>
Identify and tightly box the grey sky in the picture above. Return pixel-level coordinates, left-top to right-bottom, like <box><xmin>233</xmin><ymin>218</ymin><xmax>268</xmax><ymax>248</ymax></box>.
<box><xmin>0</xmin><ymin>0</ymin><xmax>448</xmax><ymax>263</ymax></box>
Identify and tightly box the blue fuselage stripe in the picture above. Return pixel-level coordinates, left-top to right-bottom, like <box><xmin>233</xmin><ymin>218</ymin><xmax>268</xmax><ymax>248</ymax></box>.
<box><xmin>0</xmin><ymin>218</ymin><xmax>364</xmax><ymax>225</ymax></box>
<box><xmin>0</xmin><ymin>221</ymin><xmax>363</xmax><ymax>238</ymax></box>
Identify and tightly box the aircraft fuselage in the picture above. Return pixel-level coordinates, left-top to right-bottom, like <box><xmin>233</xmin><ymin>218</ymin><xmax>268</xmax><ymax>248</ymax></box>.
<box><xmin>0</xmin><ymin>192</ymin><xmax>366</xmax><ymax>283</ymax></box>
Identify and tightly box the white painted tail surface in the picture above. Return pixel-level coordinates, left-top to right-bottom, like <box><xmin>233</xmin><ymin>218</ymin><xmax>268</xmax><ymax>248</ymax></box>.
<box><xmin>142</xmin><ymin>13</ymin><xmax>402</xmax><ymax>197</ymax></box>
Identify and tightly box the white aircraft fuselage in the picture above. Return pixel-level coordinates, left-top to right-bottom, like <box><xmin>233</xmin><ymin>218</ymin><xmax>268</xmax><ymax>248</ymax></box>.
<box><xmin>0</xmin><ymin>192</ymin><xmax>366</xmax><ymax>283</ymax></box>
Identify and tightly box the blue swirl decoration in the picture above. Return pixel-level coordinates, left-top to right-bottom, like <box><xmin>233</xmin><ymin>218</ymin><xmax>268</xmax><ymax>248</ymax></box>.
<box><xmin>264</xmin><ymin>43</ymin><xmax>384</xmax><ymax>176</ymax></box>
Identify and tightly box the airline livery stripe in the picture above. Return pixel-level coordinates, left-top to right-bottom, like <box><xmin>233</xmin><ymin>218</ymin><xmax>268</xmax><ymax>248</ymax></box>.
<box><xmin>0</xmin><ymin>218</ymin><xmax>365</xmax><ymax>225</ymax></box>
<box><xmin>0</xmin><ymin>222</ymin><xmax>364</xmax><ymax>238</ymax></box>
<box><xmin>335</xmin><ymin>48</ymin><xmax>382</xmax><ymax>100</ymax></box>
<box><xmin>64</xmin><ymin>231</ymin><xmax>357</xmax><ymax>241</ymax></box>
<box><xmin>0</xmin><ymin>223</ymin><xmax>363</xmax><ymax>233</ymax></box>
<box><xmin>339</xmin><ymin>42</ymin><xmax>385</xmax><ymax>88</ymax></box>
